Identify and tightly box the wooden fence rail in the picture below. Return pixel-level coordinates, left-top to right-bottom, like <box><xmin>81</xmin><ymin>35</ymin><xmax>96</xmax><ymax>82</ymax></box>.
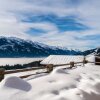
<box><xmin>0</xmin><ymin>67</ymin><xmax>45</xmax><ymax>82</ymax></box>
<box><xmin>53</xmin><ymin>62</ymin><xmax>83</xmax><ymax>67</ymax></box>
<box><xmin>4</xmin><ymin>67</ymin><xmax>45</xmax><ymax>74</ymax></box>
<box><xmin>0</xmin><ymin>60</ymin><xmax>100</xmax><ymax>82</ymax></box>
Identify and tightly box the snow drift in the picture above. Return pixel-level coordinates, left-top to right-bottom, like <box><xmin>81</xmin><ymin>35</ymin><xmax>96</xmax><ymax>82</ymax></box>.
<box><xmin>0</xmin><ymin>56</ymin><xmax>100</xmax><ymax>100</ymax></box>
<box><xmin>0</xmin><ymin>76</ymin><xmax>31</xmax><ymax>91</ymax></box>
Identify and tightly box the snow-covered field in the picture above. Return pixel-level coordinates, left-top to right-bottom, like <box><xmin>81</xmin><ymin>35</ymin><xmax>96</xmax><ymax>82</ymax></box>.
<box><xmin>0</xmin><ymin>57</ymin><xmax>45</xmax><ymax>66</ymax></box>
<box><xmin>0</xmin><ymin>63</ymin><xmax>100</xmax><ymax>100</ymax></box>
<box><xmin>0</xmin><ymin>55</ymin><xmax>100</xmax><ymax>100</ymax></box>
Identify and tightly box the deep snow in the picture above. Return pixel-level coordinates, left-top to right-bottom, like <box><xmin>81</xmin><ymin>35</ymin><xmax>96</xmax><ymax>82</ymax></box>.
<box><xmin>0</xmin><ymin>63</ymin><xmax>100</xmax><ymax>100</ymax></box>
<box><xmin>0</xmin><ymin>55</ymin><xmax>100</xmax><ymax>100</ymax></box>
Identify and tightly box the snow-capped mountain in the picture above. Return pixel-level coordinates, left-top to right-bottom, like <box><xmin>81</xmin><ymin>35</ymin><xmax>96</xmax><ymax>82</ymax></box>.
<box><xmin>0</xmin><ymin>37</ymin><xmax>82</xmax><ymax>57</ymax></box>
<box><xmin>83</xmin><ymin>47</ymin><xmax>100</xmax><ymax>56</ymax></box>
<box><xmin>96</xmin><ymin>47</ymin><xmax>100</xmax><ymax>55</ymax></box>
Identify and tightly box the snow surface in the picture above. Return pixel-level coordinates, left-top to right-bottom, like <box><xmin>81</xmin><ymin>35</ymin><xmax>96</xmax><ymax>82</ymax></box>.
<box><xmin>0</xmin><ymin>76</ymin><xmax>31</xmax><ymax>91</ymax></box>
<box><xmin>0</xmin><ymin>55</ymin><xmax>100</xmax><ymax>100</ymax></box>
<box><xmin>41</xmin><ymin>55</ymin><xmax>84</xmax><ymax>65</ymax></box>
<box><xmin>0</xmin><ymin>64</ymin><xmax>100</xmax><ymax>100</ymax></box>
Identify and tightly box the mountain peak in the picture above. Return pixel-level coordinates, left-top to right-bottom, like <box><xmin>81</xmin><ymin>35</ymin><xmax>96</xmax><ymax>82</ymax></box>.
<box><xmin>0</xmin><ymin>36</ymin><xmax>82</xmax><ymax>57</ymax></box>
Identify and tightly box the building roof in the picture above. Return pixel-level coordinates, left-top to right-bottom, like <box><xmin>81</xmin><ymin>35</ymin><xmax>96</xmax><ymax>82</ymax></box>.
<box><xmin>40</xmin><ymin>55</ymin><xmax>84</xmax><ymax>65</ymax></box>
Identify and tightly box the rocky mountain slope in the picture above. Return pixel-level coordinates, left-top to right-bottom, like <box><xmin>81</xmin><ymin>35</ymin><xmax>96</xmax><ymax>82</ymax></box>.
<box><xmin>0</xmin><ymin>37</ymin><xmax>82</xmax><ymax>57</ymax></box>
<box><xmin>83</xmin><ymin>47</ymin><xmax>100</xmax><ymax>56</ymax></box>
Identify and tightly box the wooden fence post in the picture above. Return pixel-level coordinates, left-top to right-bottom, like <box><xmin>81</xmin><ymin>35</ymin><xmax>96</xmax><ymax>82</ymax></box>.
<box><xmin>0</xmin><ymin>68</ymin><xmax>5</xmax><ymax>82</ymax></box>
<box><xmin>70</xmin><ymin>62</ymin><xmax>74</xmax><ymax>68</ymax></box>
<box><xmin>46</xmin><ymin>64</ymin><xmax>53</xmax><ymax>73</ymax></box>
<box><xmin>83</xmin><ymin>56</ymin><xmax>88</xmax><ymax>66</ymax></box>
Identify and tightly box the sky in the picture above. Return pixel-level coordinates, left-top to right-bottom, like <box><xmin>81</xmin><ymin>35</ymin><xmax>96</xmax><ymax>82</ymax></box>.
<box><xmin>0</xmin><ymin>0</ymin><xmax>100</xmax><ymax>50</ymax></box>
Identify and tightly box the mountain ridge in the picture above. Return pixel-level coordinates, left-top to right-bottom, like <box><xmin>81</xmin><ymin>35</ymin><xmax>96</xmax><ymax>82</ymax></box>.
<box><xmin>0</xmin><ymin>36</ymin><xmax>99</xmax><ymax>57</ymax></box>
<box><xmin>0</xmin><ymin>37</ymin><xmax>82</xmax><ymax>57</ymax></box>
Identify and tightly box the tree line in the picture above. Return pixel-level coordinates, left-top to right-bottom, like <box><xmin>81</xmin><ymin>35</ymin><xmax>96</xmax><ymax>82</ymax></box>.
<box><xmin>0</xmin><ymin>60</ymin><xmax>42</xmax><ymax>70</ymax></box>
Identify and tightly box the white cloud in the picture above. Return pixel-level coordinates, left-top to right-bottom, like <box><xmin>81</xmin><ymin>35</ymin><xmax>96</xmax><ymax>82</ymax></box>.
<box><xmin>32</xmin><ymin>31</ymin><xmax>97</xmax><ymax>50</ymax></box>
<box><xmin>0</xmin><ymin>0</ymin><xmax>99</xmax><ymax>50</ymax></box>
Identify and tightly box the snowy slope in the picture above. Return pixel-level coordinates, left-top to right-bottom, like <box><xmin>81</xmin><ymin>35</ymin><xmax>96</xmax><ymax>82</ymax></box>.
<box><xmin>83</xmin><ymin>47</ymin><xmax>100</xmax><ymax>56</ymax></box>
<box><xmin>0</xmin><ymin>61</ymin><xmax>100</xmax><ymax>100</ymax></box>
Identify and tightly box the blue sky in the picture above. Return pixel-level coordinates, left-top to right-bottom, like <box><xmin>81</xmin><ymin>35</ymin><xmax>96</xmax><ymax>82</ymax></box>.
<box><xmin>0</xmin><ymin>0</ymin><xmax>100</xmax><ymax>50</ymax></box>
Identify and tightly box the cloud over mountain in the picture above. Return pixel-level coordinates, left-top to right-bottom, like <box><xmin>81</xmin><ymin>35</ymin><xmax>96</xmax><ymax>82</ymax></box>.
<box><xmin>0</xmin><ymin>0</ymin><xmax>99</xmax><ymax>50</ymax></box>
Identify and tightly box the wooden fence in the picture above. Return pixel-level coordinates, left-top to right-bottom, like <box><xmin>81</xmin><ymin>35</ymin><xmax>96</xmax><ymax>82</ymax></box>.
<box><xmin>0</xmin><ymin>60</ymin><xmax>100</xmax><ymax>82</ymax></box>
